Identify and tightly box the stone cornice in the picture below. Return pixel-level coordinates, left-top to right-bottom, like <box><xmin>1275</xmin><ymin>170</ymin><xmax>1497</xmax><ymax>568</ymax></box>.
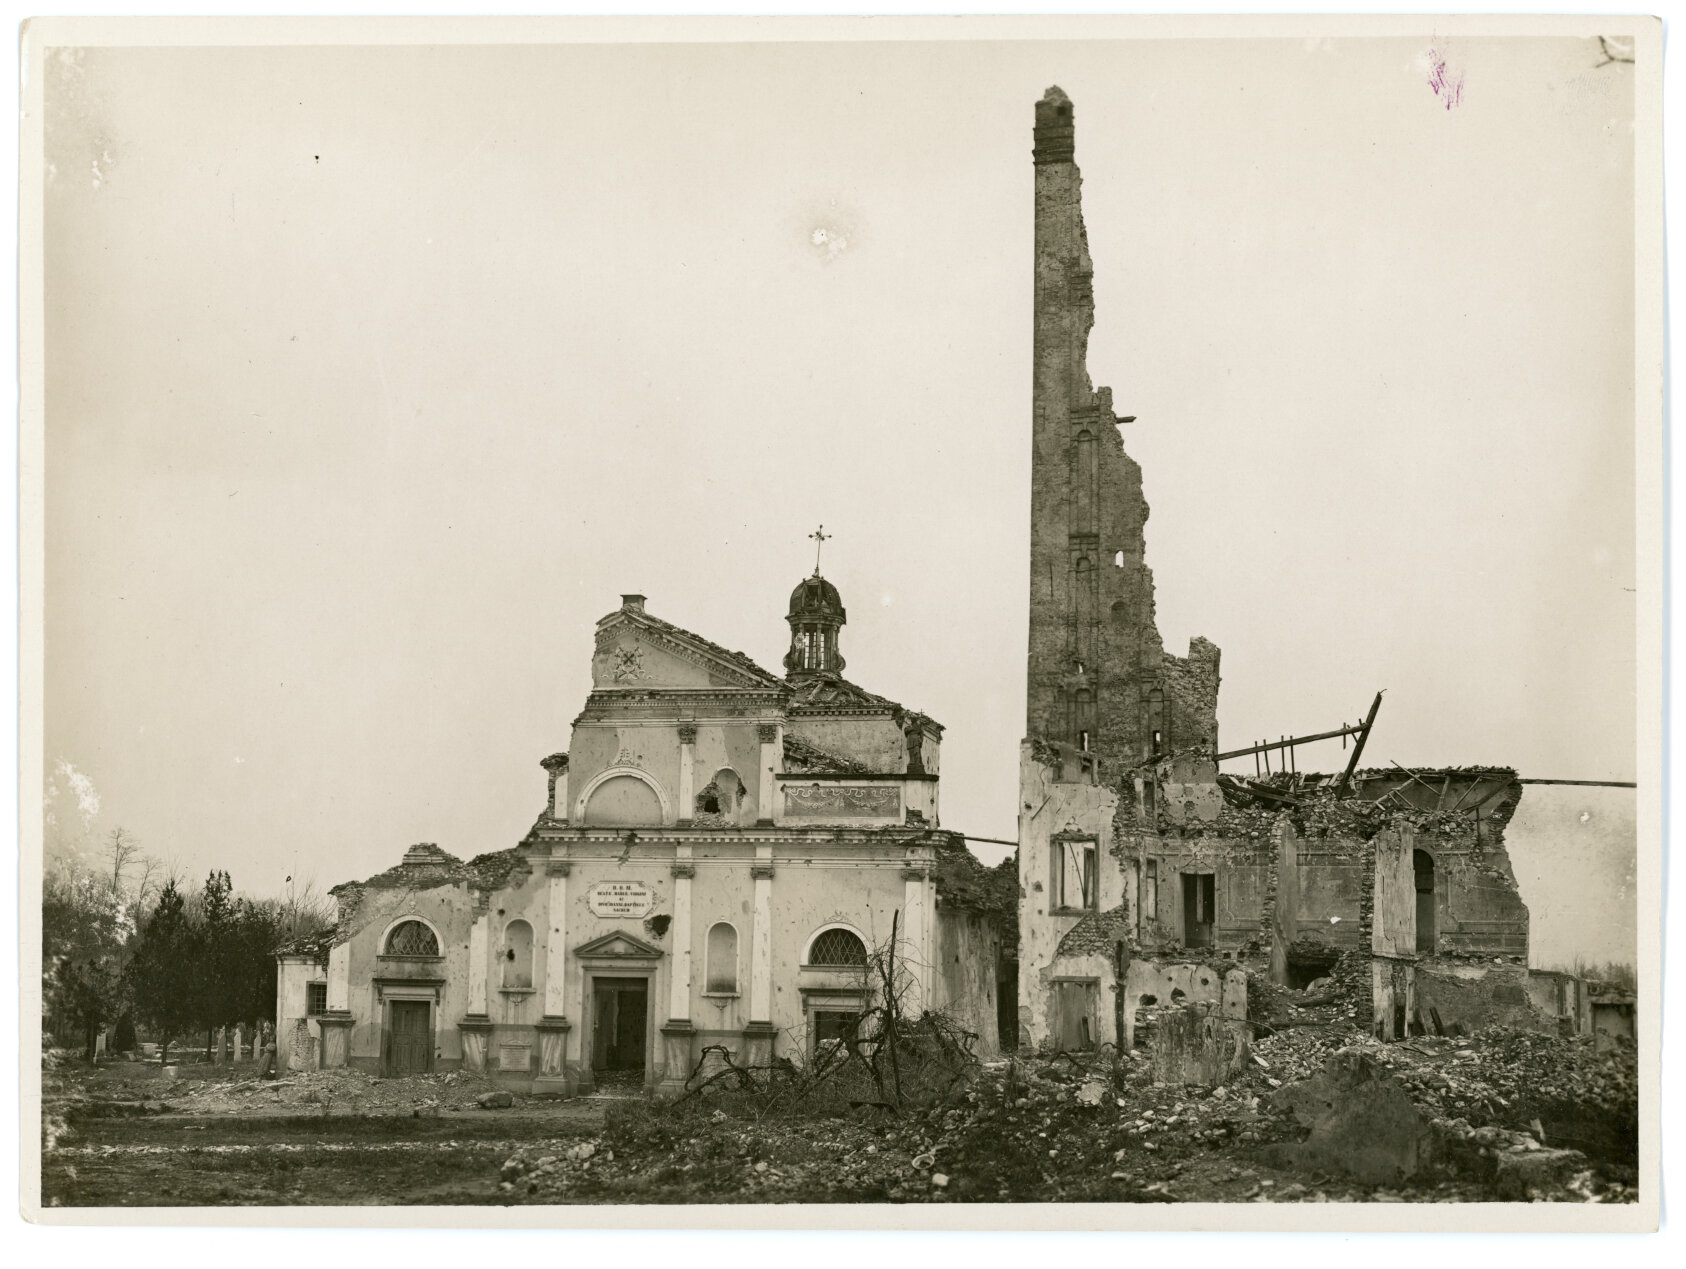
<box><xmin>775</xmin><ymin>771</ymin><xmax>940</xmax><ymax>783</ymax></box>
<box><xmin>526</xmin><ymin>824</ymin><xmax>944</xmax><ymax>849</ymax></box>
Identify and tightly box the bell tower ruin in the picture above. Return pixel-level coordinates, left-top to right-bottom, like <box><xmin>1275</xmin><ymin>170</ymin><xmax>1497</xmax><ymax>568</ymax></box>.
<box><xmin>1026</xmin><ymin>86</ymin><xmax>1221</xmax><ymax>775</ymax></box>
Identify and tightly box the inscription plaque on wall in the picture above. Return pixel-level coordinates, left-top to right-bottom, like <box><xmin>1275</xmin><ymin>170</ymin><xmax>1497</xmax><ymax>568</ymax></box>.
<box><xmin>588</xmin><ymin>880</ymin><xmax>656</xmax><ymax>918</ymax></box>
<box><xmin>783</xmin><ymin>785</ymin><xmax>901</xmax><ymax>817</ymax></box>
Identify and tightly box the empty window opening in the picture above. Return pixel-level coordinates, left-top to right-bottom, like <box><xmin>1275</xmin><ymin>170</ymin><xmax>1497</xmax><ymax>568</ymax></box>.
<box><xmin>1414</xmin><ymin>849</ymin><xmax>1437</xmax><ymax>954</ymax></box>
<box><xmin>807</xmin><ymin>927</ymin><xmax>867</xmax><ymax>968</ymax></box>
<box><xmin>1073</xmin><ymin>687</ymin><xmax>1094</xmax><ymax>750</ymax></box>
<box><xmin>1114</xmin><ymin>550</ymin><xmax>1125</xmax><ymax>567</ymax></box>
<box><xmin>812</xmin><ymin>1009</ymin><xmax>861</xmax><ymax>1058</ymax></box>
<box><xmin>1182</xmin><ymin>873</ymin><xmax>1216</xmax><ymax>949</ymax></box>
<box><xmin>1057</xmin><ymin>838</ymin><xmax>1098</xmax><ymax>911</ymax></box>
<box><xmin>706</xmin><ymin>922</ymin><xmax>739</xmax><ymax>994</ymax></box>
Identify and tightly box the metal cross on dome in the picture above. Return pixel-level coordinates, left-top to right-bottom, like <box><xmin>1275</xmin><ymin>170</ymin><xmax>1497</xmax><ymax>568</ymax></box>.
<box><xmin>809</xmin><ymin>525</ymin><xmax>830</xmax><ymax>575</ymax></box>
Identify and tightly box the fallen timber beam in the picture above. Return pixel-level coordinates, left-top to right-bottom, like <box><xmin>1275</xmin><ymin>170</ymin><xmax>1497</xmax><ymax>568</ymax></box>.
<box><xmin>1333</xmin><ymin>692</ymin><xmax>1384</xmax><ymax>797</ymax></box>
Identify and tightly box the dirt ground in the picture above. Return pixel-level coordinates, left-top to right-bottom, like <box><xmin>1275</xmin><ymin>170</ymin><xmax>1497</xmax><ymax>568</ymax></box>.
<box><xmin>39</xmin><ymin>1059</ymin><xmax>605</xmax><ymax>1207</ymax></box>
<box><xmin>39</xmin><ymin>1018</ymin><xmax>1639</xmax><ymax>1208</ymax></box>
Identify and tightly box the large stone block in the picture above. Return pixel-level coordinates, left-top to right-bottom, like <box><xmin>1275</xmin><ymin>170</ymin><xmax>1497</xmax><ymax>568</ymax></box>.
<box><xmin>1270</xmin><ymin>1048</ymin><xmax>1434</xmax><ymax>1184</ymax></box>
<box><xmin>1147</xmin><ymin>1005</ymin><xmax>1247</xmax><ymax>1086</ymax></box>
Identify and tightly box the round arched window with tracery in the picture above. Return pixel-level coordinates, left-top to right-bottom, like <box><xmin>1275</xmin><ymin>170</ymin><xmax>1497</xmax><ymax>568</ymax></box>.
<box><xmin>806</xmin><ymin>928</ymin><xmax>867</xmax><ymax>967</ymax></box>
<box><xmin>385</xmin><ymin>920</ymin><xmax>440</xmax><ymax>957</ymax></box>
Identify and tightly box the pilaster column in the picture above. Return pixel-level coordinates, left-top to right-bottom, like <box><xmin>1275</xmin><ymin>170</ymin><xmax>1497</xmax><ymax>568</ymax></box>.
<box><xmin>468</xmin><ymin>906</ymin><xmax>490</xmax><ymax>1015</ymax></box>
<box><xmin>741</xmin><ymin>845</ymin><xmax>779</xmax><ymax>1069</ymax></box>
<box><xmin>542</xmin><ymin>753</ymin><xmax>570</xmax><ymax>821</ymax></box>
<box><xmin>757</xmin><ymin>723</ymin><xmax>780</xmax><ymax>825</ymax></box>
<box><xmin>677</xmin><ymin>726</ymin><xmax>697</xmax><ymax>825</ymax></box>
<box><xmin>327</xmin><ymin>943</ymin><xmax>351</xmax><ymax>1011</ymax></box>
<box><xmin>669</xmin><ymin>848</ymin><xmax>695</xmax><ymax>1021</ymax></box>
<box><xmin>542</xmin><ymin>858</ymin><xmax>570</xmax><ymax>1016</ymax></box>
<box><xmin>900</xmin><ymin>863</ymin><xmax>930</xmax><ymax>1019</ymax></box>
<box><xmin>750</xmin><ymin>847</ymin><xmax>774</xmax><ymax>1023</ymax></box>
<box><xmin>659</xmin><ymin>849</ymin><xmax>699</xmax><ymax>1096</ymax></box>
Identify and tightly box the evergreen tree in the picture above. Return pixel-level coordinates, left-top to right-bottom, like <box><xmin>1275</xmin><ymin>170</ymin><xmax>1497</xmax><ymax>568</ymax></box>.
<box><xmin>126</xmin><ymin>880</ymin><xmax>196</xmax><ymax>1064</ymax></box>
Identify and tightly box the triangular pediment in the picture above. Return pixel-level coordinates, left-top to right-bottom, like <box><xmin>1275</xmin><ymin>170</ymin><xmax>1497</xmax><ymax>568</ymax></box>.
<box><xmin>592</xmin><ymin>609</ymin><xmax>784</xmax><ymax>691</ymax></box>
<box><xmin>574</xmin><ymin>929</ymin><xmax>664</xmax><ymax>960</ymax></box>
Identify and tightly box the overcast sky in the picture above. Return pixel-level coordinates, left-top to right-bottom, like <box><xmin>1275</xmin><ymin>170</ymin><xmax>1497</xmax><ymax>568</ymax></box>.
<box><xmin>41</xmin><ymin>34</ymin><xmax>1640</xmax><ymax>967</ymax></box>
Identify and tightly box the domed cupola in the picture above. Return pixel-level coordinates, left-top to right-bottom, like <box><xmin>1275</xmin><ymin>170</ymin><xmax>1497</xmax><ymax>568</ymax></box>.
<box><xmin>785</xmin><ymin>573</ymin><xmax>846</xmax><ymax>678</ymax></box>
<box><xmin>786</xmin><ymin>531</ymin><xmax>847</xmax><ymax>678</ymax></box>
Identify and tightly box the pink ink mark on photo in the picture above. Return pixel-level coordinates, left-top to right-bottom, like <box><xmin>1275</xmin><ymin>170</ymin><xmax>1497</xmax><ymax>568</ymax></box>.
<box><xmin>1425</xmin><ymin>38</ymin><xmax>1465</xmax><ymax>110</ymax></box>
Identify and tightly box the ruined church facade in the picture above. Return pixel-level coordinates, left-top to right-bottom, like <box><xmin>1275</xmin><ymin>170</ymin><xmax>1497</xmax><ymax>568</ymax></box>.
<box><xmin>1016</xmin><ymin>89</ymin><xmax>1541</xmax><ymax>1054</ymax></box>
<box><xmin>277</xmin><ymin>579</ymin><xmax>1004</xmax><ymax>1092</ymax></box>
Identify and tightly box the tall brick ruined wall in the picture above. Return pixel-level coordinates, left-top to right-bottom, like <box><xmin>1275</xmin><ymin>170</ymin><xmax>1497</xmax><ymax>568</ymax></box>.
<box><xmin>1024</xmin><ymin>87</ymin><xmax>1219</xmax><ymax>780</ymax></box>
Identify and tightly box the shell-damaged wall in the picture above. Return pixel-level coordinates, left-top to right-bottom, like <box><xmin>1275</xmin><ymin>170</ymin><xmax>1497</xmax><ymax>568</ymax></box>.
<box><xmin>1017</xmin><ymin>739</ymin><xmax>1124</xmax><ymax>1047</ymax></box>
<box><xmin>1024</xmin><ymin>87</ymin><xmax>1220</xmax><ymax>781</ymax></box>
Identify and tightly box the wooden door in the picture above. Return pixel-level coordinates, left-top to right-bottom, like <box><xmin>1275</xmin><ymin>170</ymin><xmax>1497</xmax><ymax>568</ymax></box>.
<box><xmin>387</xmin><ymin>1000</ymin><xmax>431</xmax><ymax>1075</ymax></box>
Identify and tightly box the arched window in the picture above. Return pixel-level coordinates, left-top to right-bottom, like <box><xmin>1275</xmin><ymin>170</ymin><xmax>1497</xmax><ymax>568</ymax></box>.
<box><xmin>503</xmin><ymin>919</ymin><xmax>533</xmax><ymax>989</ymax></box>
<box><xmin>806</xmin><ymin>927</ymin><xmax>867</xmax><ymax>968</ymax></box>
<box><xmin>705</xmin><ymin>922</ymin><xmax>738</xmax><ymax>994</ymax></box>
<box><xmin>385</xmin><ymin>920</ymin><xmax>439</xmax><ymax>957</ymax></box>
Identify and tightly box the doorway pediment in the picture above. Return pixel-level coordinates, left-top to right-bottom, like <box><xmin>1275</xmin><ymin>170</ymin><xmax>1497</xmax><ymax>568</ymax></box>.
<box><xmin>574</xmin><ymin>929</ymin><xmax>663</xmax><ymax>960</ymax></box>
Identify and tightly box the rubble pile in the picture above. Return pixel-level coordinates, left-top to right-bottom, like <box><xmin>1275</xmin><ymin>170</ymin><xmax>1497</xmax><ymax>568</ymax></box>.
<box><xmin>494</xmin><ymin>1016</ymin><xmax>1636</xmax><ymax>1205</ymax></box>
